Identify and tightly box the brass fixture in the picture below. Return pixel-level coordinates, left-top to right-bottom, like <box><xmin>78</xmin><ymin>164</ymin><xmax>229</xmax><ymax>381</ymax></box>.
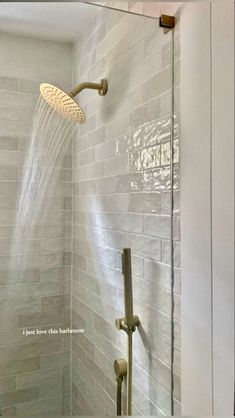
<box><xmin>114</xmin><ymin>359</ymin><xmax>127</xmax><ymax>415</ymax></box>
<box><xmin>115</xmin><ymin>315</ymin><xmax>139</xmax><ymax>332</ymax></box>
<box><xmin>69</xmin><ymin>79</ymin><xmax>108</xmax><ymax>98</ymax></box>
<box><xmin>114</xmin><ymin>248</ymin><xmax>140</xmax><ymax>416</ymax></box>
<box><xmin>40</xmin><ymin>79</ymin><xmax>108</xmax><ymax>123</ymax></box>
<box><xmin>159</xmin><ymin>14</ymin><xmax>175</xmax><ymax>34</ymax></box>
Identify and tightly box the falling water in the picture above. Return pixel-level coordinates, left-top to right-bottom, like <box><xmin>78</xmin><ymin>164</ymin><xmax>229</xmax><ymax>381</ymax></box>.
<box><xmin>9</xmin><ymin>95</ymin><xmax>75</xmax><ymax>279</ymax></box>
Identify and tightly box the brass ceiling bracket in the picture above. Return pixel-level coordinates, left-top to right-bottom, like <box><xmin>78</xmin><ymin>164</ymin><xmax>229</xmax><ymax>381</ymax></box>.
<box><xmin>159</xmin><ymin>14</ymin><xmax>175</xmax><ymax>34</ymax></box>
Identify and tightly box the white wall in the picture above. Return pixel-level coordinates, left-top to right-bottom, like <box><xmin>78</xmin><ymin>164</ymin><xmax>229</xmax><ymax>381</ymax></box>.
<box><xmin>180</xmin><ymin>2</ymin><xmax>213</xmax><ymax>413</ymax></box>
<box><xmin>180</xmin><ymin>0</ymin><xmax>234</xmax><ymax>414</ymax></box>
<box><xmin>211</xmin><ymin>1</ymin><xmax>234</xmax><ymax>413</ymax></box>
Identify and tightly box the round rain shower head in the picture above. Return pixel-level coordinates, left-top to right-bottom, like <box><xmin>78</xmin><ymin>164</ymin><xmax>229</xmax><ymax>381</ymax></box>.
<box><xmin>40</xmin><ymin>79</ymin><xmax>108</xmax><ymax>124</ymax></box>
<box><xmin>40</xmin><ymin>83</ymin><xmax>86</xmax><ymax>124</ymax></box>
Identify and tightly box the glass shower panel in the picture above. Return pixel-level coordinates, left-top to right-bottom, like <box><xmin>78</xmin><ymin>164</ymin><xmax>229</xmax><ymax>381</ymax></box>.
<box><xmin>71</xmin><ymin>5</ymin><xmax>177</xmax><ymax>416</ymax></box>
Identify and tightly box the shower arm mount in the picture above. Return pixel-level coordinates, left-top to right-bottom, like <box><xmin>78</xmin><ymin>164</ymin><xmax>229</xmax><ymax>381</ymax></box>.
<box><xmin>68</xmin><ymin>79</ymin><xmax>108</xmax><ymax>98</ymax></box>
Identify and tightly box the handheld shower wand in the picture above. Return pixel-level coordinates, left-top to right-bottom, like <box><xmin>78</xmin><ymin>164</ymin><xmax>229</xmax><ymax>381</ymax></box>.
<box><xmin>122</xmin><ymin>248</ymin><xmax>134</xmax><ymax>328</ymax></box>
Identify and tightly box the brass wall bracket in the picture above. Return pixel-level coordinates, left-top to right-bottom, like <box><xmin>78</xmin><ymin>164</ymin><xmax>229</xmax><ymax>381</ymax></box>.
<box><xmin>159</xmin><ymin>14</ymin><xmax>175</xmax><ymax>34</ymax></box>
<box><xmin>115</xmin><ymin>315</ymin><xmax>140</xmax><ymax>334</ymax></box>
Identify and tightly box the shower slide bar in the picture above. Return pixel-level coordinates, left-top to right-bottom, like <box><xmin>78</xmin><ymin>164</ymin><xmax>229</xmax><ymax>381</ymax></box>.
<box><xmin>114</xmin><ymin>248</ymin><xmax>140</xmax><ymax>416</ymax></box>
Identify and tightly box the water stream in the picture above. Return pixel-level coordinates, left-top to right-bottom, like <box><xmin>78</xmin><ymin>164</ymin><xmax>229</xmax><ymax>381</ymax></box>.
<box><xmin>9</xmin><ymin>96</ymin><xmax>75</xmax><ymax>279</ymax></box>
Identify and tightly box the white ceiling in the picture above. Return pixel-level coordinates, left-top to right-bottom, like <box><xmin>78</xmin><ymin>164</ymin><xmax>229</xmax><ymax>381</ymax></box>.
<box><xmin>0</xmin><ymin>2</ymin><xmax>99</xmax><ymax>42</ymax></box>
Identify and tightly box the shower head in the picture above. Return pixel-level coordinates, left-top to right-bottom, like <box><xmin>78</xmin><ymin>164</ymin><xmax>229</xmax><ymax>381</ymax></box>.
<box><xmin>40</xmin><ymin>79</ymin><xmax>108</xmax><ymax>124</ymax></box>
<box><xmin>40</xmin><ymin>83</ymin><xmax>86</xmax><ymax>123</ymax></box>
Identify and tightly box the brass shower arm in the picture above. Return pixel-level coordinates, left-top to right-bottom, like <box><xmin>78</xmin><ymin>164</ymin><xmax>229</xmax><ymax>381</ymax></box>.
<box><xmin>69</xmin><ymin>82</ymin><xmax>100</xmax><ymax>97</ymax></box>
<box><xmin>69</xmin><ymin>79</ymin><xmax>108</xmax><ymax>98</ymax></box>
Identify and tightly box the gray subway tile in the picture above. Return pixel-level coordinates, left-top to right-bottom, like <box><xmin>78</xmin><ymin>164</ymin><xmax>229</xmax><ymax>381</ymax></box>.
<box><xmin>0</xmin><ymin>356</ymin><xmax>40</xmax><ymax>377</ymax></box>
<box><xmin>145</xmin><ymin>67</ymin><xmax>172</xmax><ymax>102</ymax></box>
<box><xmin>143</xmin><ymin>214</ymin><xmax>171</xmax><ymax>239</ymax></box>
<box><xmin>0</xmin><ymin>77</ymin><xmax>18</xmax><ymax>91</ymax></box>
<box><xmin>129</xmin><ymin>192</ymin><xmax>161</xmax><ymax>214</ymax></box>
<box><xmin>0</xmin><ymin>386</ymin><xmax>39</xmax><ymax>408</ymax></box>
<box><xmin>0</xmin><ymin>136</ymin><xmax>18</xmax><ymax>151</ymax></box>
<box><xmin>17</xmin><ymin>396</ymin><xmax>61</xmax><ymax>415</ymax></box>
<box><xmin>0</xmin><ymin>376</ymin><xmax>16</xmax><ymax>394</ymax></box>
<box><xmin>130</xmin><ymin>234</ymin><xmax>161</xmax><ymax>261</ymax></box>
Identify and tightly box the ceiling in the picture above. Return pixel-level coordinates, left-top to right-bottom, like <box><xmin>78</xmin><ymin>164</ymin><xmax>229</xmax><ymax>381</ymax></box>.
<box><xmin>0</xmin><ymin>2</ymin><xmax>99</xmax><ymax>42</ymax></box>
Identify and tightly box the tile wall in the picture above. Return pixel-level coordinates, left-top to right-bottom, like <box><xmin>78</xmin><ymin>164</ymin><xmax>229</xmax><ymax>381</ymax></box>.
<box><xmin>71</xmin><ymin>6</ymin><xmax>181</xmax><ymax>415</ymax></box>
<box><xmin>0</xmin><ymin>4</ymin><xmax>181</xmax><ymax>416</ymax></box>
<box><xmin>0</xmin><ymin>33</ymin><xmax>73</xmax><ymax>415</ymax></box>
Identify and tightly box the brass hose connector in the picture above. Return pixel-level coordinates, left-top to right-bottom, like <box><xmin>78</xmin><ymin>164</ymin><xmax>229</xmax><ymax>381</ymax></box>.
<box><xmin>114</xmin><ymin>358</ymin><xmax>127</xmax><ymax>379</ymax></box>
